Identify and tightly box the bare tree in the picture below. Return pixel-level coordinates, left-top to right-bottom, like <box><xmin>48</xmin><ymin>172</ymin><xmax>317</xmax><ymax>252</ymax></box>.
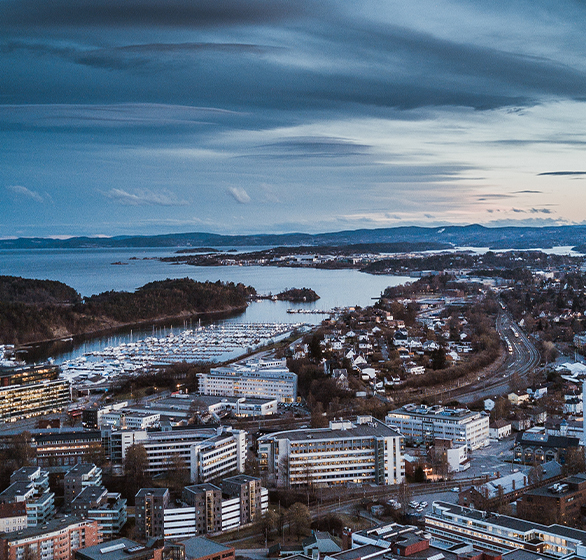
<box><xmin>287</xmin><ymin>502</ymin><xmax>311</xmax><ymax>538</ymax></box>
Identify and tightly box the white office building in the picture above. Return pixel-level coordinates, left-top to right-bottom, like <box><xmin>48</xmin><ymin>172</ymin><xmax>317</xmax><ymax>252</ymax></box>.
<box><xmin>385</xmin><ymin>404</ymin><xmax>489</xmax><ymax>450</ymax></box>
<box><xmin>197</xmin><ymin>359</ymin><xmax>297</xmax><ymax>402</ymax></box>
<box><xmin>258</xmin><ymin>416</ymin><xmax>404</xmax><ymax>487</ymax></box>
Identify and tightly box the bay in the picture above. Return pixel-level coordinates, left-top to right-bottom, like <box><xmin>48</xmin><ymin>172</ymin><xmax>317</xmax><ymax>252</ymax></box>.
<box><xmin>0</xmin><ymin>248</ymin><xmax>410</xmax><ymax>363</ymax></box>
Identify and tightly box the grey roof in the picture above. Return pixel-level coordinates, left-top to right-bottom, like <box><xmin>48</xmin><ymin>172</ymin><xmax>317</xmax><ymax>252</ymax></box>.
<box><xmin>541</xmin><ymin>460</ymin><xmax>563</xmax><ymax>479</ymax></box>
<box><xmin>386</xmin><ymin>546</ymin><xmax>459</xmax><ymax>560</ymax></box>
<box><xmin>75</xmin><ymin>538</ymin><xmax>146</xmax><ymax>560</ymax></box>
<box><xmin>502</xmin><ymin>550</ymin><xmax>551</xmax><ymax>560</ymax></box>
<box><xmin>329</xmin><ymin>544</ymin><xmax>387</xmax><ymax>560</ymax></box>
<box><xmin>11</xmin><ymin>466</ymin><xmax>40</xmax><ymax>479</ymax></box>
<box><xmin>65</xmin><ymin>463</ymin><xmax>97</xmax><ymax>477</ymax></box>
<box><xmin>302</xmin><ymin>532</ymin><xmax>341</xmax><ymax>554</ymax></box>
<box><xmin>515</xmin><ymin>432</ymin><xmax>580</xmax><ymax>448</ymax></box>
<box><xmin>431</xmin><ymin>501</ymin><xmax>586</xmax><ymax>543</ymax></box>
<box><xmin>222</xmin><ymin>474</ymin><xmax>260</xmax><ymax>485</ymax></box>
<box><xmin>135</xmin><ymin>488</ymin><xmax>169</xmax><ymax>498</ymax></box>
<box><xmin>260</xmin><ymin>417</ymin><xmax>401</xmax><ymax>443</ymax></box>
<box><xmin>180</xmin><ymin>537</ymin><xmax>233</xmax><ymax>559</ymax></box>
<box><xmin>474</xmin><ymin>472</ymin><xmax>528</xmax><ymax>498</ymax></box>
<box><xmin>184</xmin><ymin>483</ymin><xmax>221</xmax><ymax>494</ymax></box>
<box><xmin>2</xmin><ymin>516</ymin><xmax>87</xmax><ymax>541</ymax></box>
<box><xmin>0</xmin><ymin>481</ymin><xmax>34</xmax><ymax>499</ymax></box>
<box><xmin>389</xmin><ymin>404</ymin><xmax>482</xmax><ymax>420</ymax></box>
<box><xmin>72</xmin><ymin>486</ymin><xmax>107</xmax><ymax>505</ymax></box>
<box><xmin>430</xmin><ymin>501</ymin><xmax>548</xmax><ymax>535</ymax></box>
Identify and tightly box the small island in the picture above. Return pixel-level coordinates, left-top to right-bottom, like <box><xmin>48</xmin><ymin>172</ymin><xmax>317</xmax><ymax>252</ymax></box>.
<box><xmin>256</xmin><ymin>287</ymin><xmax>320</xmax><ymax>302</ymax></box>
<box><xmin>276</xmin><ymin>287</ymin><xmax>320</xmax><ymax>302</ymax></box>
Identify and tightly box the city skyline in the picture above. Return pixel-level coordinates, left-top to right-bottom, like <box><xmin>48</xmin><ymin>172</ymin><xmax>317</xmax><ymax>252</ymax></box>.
<box><xmin>2</xmin><ymin>0</ymin><xmax>586</xmax><ymax>238</ymax></box>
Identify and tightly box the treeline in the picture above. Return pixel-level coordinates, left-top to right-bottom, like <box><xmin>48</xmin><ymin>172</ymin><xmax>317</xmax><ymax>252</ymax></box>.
<box><xmin>363</xmin><ymin>250</ymin><xmax>580</xmax><ymax>275</ymax></box>
<box><xmin>382</xmin><ymin>275</ymin><xmax>482</xmax><ymax>299</ymax></box>
<box><xmin>80</xmin><ymin>278</ymin><xmax>255</xmax><ymax>323</ymax></box>
<box><xmin>0</xmin><ymin>276</ymin><xmax>81</xmax><ymax>305</ymax></box>
<box><xmin>0</xmin><ymin>277</ymin><xmax>255</xmax><ymax>345</ymax></box>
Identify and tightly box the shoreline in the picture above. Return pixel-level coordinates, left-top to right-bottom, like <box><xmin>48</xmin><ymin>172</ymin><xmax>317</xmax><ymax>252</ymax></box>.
<box><xmin>13</xmin><ymin>304</ymin><xmax>248</xmax><ymax>357</ymax></box>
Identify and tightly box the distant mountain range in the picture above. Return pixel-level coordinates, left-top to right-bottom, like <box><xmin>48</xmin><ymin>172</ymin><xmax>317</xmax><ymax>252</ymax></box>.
<box><xmin>3</xmin><ymin>224</ymin><xmax>586</xmax><ymax>251</ymax></box>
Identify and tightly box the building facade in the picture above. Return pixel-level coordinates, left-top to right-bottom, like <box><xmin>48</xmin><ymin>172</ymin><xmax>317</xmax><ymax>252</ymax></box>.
<box><xmin>0</xmin><ymin>379</ymin><xmax>70</xmax><ymax>423</ymax></box>
<box><xmin>64</xmin><ymin>464</ymin><xmax>103</xmax><ymax>505</ymax></box>
<box><xmin>426</xmin><ymin>501</ymin><xmax>586</xmax><ymax>557</ymax></box>
<box><xmin>258</xmin><ymin>416</ymin><xmax>404</xmax><ymax>487</ymax></box>
<box><xmin>197</xmin><ymin>359</ymin><xmax>297</xmax><ymax>402</ymax></box>
<box><xmin>135</xmin><ymin>489</ymin><xmax>170</xmax><ymax>539</ymax></box>
<box><xmin>0</xmin><ymin>517</ymin><xmax>99</xmax><ymax>560</ymax></box>
<box><xmin>385</xmin><ymin>404</ymin><xmax>489</xmax><ymax>451</ymax></box>
<box><xmin>517</xmin><ymin>473</ymin><xmax>586</xmax><ymax>526</ymax></box>
<box><xmin>107</xmin><ymin>426</ymin><xmax>246</xmax><ymax>483</ymax></box>
<box><xmin>0</xmin><ymin>467</ymin><xmax>55</xmax><ymax>527</ymax></box>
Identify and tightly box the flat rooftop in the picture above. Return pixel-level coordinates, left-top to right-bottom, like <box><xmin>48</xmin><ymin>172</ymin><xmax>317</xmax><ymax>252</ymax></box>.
<box><xmin>261</xmin><ymin>418</ymin><xmax>401</xmax><ymax>442</ymax></box>
<box><xmin>429</xmin><ymin>501</ymin><xmax>586</xmax><ymax>543</ymax></box>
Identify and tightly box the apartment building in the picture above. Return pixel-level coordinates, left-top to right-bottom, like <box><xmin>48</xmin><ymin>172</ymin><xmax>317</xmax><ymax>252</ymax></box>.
<box><xmin>107</xmin><ymin>426</ymin><xmax>246</xmax><ymax>483</ymax></box>
<box><xmin>0</xmin><ymin>467</ymin><xmax>55</xmax><ymax>527</ymax></box>
<box><xmin>139</xmin><ymin>477</ymin><xmax>268</xmax><ymax>540</ymax></box>
<box><xmin>386</xmin><ymin>404</ymin><xmax>489</xmax><ymax>451</ymax></box>
<box><xmin>220</xmin><ymin>475</ymin><xmax>262</xmax><ymax>526</ymax></box>
<box><xmin>426</xmin><ymin>501</ymin><xmax>586</xmax><ymax>557</ymax></box>
<box><xmin>0</xmin><ymin>517</ymin><xmax>99</xmax><ymax>560</ymax></box>
<box><xmin>0</xmin><ymin>504</ymin><xmax>26</xmax><ymax>534</ymax></box>
<box><xmin>71</xmin><ymin>487</ymin><xmax>127</xmax><ymax>540</ymax></box>
<box><xmin>197</xmin><ymin>359</ymin><xmax>297</xmax><ymax>402</ymax></box>
<box><xmin>135</xmin><ymin>489</ymin><xmax>169</xmax><ymax>540</ymax></box>
<box><xmin>258</xmin><ymin>416</ymin><xmax>404</xmax><ymax>487</ymax></box>
<box><xmin>64</xmin><ymin>464</ymin><xmax>103</xmax><ymax>505</ymax></box>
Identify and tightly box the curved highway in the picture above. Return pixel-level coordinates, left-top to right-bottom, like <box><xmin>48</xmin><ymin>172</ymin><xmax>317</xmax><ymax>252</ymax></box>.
<box><xmin>456</xmin><ymin>306</ymin><xmax>541</xmax><ymax>403</ymax></box>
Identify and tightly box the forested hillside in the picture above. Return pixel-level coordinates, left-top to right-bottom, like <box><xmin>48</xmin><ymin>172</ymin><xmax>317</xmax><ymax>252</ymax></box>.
<box><xmin>0</xmin><ymin>277</ymin><xmax>254</xmax><ymax>345</ymax></box>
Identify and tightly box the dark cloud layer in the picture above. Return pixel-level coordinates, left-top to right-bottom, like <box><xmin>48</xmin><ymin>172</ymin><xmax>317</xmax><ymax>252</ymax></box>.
<box><xmin>0</xmin><ymin>0</ymin><xmax>312</xmax><ymax>28</ymax></box>
<box><xmin>2</xmin><ymin>0</ymin><xmax>586</xmax><ymax>236</ymax></box>
<box><xmin>538</xmin><ymin>171</ymin><xmax>586</xmax><ymax>176</ymax></box>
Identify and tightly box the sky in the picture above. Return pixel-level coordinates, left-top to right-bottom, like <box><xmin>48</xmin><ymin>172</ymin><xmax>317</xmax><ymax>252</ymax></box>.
<box><xmin>2</xmin><ymin>0</ymin><xmax>586</xmax><ymax>238</ymax></box>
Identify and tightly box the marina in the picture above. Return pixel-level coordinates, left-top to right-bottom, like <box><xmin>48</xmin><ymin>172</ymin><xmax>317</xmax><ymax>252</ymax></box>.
<box><xmin>59</xmin><ymin>321</ymin><xmax>307</xmax><ymax>386</ymax></box>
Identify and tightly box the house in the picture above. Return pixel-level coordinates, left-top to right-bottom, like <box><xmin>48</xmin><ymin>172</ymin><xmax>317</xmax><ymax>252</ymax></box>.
<box><xmin>484</xmin><ymin>399</ymin><xmax>495</xmax><ymax>412</ymax></box>
<box><xmin>489</xmin><ymin>419</ymin><xmax>512</xmax><ymax>440</ymax></box>
<box><xmin>508</xmin><ymin>393</ymin><xmax>530</xmax><ymax>406</ymax></box>
<box><xmin>527</xmin><ymin>385</ymin><xmax>548</xmax><ymax>400</ymax></box>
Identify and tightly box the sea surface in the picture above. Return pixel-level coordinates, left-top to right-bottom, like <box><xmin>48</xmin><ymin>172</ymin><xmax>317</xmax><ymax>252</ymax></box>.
<box><xmin>0</xmin><ymin>247</ymin><xmax>410</xmax><ymax>363</ymax></box>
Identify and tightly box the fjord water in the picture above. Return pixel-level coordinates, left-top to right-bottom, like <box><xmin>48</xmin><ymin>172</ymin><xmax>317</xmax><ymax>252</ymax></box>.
<box><xmin>1</xmin><ymin>248</ymin><xmax>410</xmax><ymax>362</ymax></box>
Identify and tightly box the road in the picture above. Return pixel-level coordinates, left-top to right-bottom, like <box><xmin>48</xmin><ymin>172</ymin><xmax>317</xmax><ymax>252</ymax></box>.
<box><xmin>454</xmin><ymin>309</ymin><xmax>541</xmax><ymax>403</ymax></box>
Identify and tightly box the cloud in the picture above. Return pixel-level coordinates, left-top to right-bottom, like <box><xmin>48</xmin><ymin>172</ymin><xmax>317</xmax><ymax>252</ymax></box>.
<box><xmin>102</xmin><ymin>188</ymin><xmax>188</xmax><ymax>206</ymax></box>
<box><xmin>255</xmin><ymin>137</ymin><xmax>371</xmax><ymax>159</ymax></box>
<box><xmin>513</xmin><ymin>190</ymin><xmax>542</xmax><ymax>193</ymax></box>
<box><xmin>0</xmin><ymin>0</ymin><xmax>313</xmax><ymax>29</ymax></box>
<box><xmin>477</xmin><ymin>193</ymin><xmax>514</xmax><ymax>200</ymax></box>
<box><xmin>537</xmin><ymin>171</ymin><xmax>586</xmax><ymax>176</ymax></box>
<box><xmin>6</xmin><ymin>185</ymin><xmax>45</xmax><ymax>203</ymax></box>
<box><xmin>227</xmin><ymin>187</ymin><xmax>251</xmax><ymax>204</ymax></box>
<box><xmin>511</xmin><ymin>207</ymin><xmax>553</xmax><ymax>214</ymax></box>
<box><xmin>0</xmin><ymin>104</ymin><xmax>240</xmax><ymax>130</ymax></box>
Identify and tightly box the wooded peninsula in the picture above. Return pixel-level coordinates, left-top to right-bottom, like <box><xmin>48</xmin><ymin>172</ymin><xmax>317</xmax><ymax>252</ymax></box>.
<box><xmin>0</xmin><ymin>276</ymin><xmax>255</xmax><ymax>345</ymax></box>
